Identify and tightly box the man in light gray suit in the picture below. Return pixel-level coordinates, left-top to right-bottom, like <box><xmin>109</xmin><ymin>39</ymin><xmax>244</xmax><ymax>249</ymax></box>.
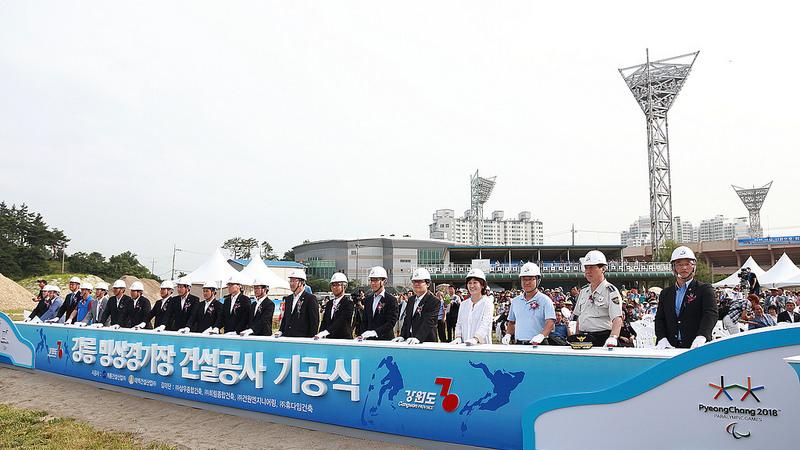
<box><xmin>82</xmin><ymin>282</ymin><xmax>110</xmax><ymax>326</ymax></box>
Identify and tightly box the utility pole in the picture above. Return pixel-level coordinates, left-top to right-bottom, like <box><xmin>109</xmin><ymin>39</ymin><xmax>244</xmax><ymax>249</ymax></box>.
<box><xmin>61</xmin><ymin>246</ymin><xmax>66</xmax><ymax>274</ymax></box>
<box><xmin>571</xmin><ymin>223</ymin><xmax>575</xmax><ymax>246</ymax></box>
<box><xmin>151</xmin><ymin>258</ymin><xmax>156</xmax><ymax>275</ymax></box>
<box><xmin>171</xmin><ymin>244</ymin><xmax>182</xmax><ymax>280</ymax></box>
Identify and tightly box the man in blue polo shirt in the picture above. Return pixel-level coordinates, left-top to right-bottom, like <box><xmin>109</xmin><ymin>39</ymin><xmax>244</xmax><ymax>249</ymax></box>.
<box><xmin>502</xmin><ymin>262</ymin><xmax>555</xmax><ymax>346</ymax></box>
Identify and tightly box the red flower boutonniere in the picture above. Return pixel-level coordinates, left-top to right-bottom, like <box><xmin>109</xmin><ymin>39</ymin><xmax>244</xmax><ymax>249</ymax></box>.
<box><xmin>685</xmin><ymin>294</ymin><xmax>697</xmax><ymax>304</ymax></box>
<box><xmin>415</xmin><ymin>302</ymin><xmax>423</xmax><ymax>315</ymax></box>
<box><xmin>182</xmin><ymin>302</ymin><xmax>191</xmax><ymax>312</ymax></box>
<box><xmin>527</xmin><ymin>300</ymin><xmax>540</xmax><ymax>311</ymax></box>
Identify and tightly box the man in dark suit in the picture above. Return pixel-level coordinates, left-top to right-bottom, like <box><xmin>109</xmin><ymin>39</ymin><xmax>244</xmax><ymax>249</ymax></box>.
<box><xmin>777</xmin><ymin>298</ymin><xmax>800</xmax><ymax>324</ymax></box>
<box><xmin>221</xmin><ymin>276</ymin><xmax>252</xmax><ymax>334</ymax></box>
<box><xmin>128</xmin><ymin>281</ymin><xmax>152</xmax><ymax>329</ymax></box>
<box><xmin>277</xmin><ymin>270</ymin><xmax>319</xmax><ymax>338</ymax></box>
<box><xmin>316</xmin><ymin>272</ymin><xmax>354</xmax><ymax>339</ymax></box>
<box><xmin>98</xmin><ymin>280</ymin><xmax>134</xmax><ymax>328</ymax></box>
<box><xmin>655</xmin><ymin>246</ymin><xmax>717</xmax><ymax>349</ymax></box>
<box><xmin>356</xmin><ymin>266</ymin><xmax>398</xmax><ymax>341</ymax></box>
<box><xmin>145</xmin><ymin>281</ymin><xmax>174</xmax><ymax>330</ymax></box>
<box><xmin>183</xmin><ymin>281</ymin><xmax>224</xmax><ymax>333</ymax></box>
<box><xmin>395</xmin><ymin>268</ymin><xmax>439</xmax><ymax>344</ymax></box>
<box><xmin>158</xmin><ymin>278</ymin><xmax>199</xmax><ymax>332</ymax></box>
<box><xmin>241</xmin><ymin>278</ymin><xmax>276</xmax><ymax>336</ymax></box>
<box><xmin>446</xmin><ymin>286</ymin><xmax>461</xmax><ymax>341</ymax></box>
<box><xmin>51</xmin><ymin>276</ymin><xmax>83</xmax><ymax>323</ymax></box>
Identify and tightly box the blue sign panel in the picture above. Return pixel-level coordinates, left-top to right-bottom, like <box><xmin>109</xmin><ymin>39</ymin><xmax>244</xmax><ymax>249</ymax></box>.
<box><xmin>738</xmin><ymin>236</ymin><xmax>800</xmax><ymax>246</ymax></box>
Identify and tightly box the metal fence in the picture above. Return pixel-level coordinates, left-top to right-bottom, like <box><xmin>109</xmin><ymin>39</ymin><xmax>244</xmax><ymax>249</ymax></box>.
<box><xmin>420</xmin><ymin>261</ymin><xmax>671</xmax><ymax>275</ymax></box>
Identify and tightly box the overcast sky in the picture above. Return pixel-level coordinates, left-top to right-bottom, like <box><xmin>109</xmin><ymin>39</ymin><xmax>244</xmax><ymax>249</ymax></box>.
<box><xmin>2</xmin><ymin>1</ymin><xmax>798</xmax><ymax>277</ymax></box>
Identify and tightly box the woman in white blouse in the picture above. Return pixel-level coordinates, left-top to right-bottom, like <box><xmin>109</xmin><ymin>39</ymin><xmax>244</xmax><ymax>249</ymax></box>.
<box><xmin>451</xmin><ymin>268</ymin><xmax>495</xmax><ymax>345</ymax></box>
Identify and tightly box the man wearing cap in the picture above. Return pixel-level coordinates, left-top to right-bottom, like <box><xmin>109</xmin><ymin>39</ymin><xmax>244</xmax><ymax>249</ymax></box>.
<box><xmin>52</xmin><ymin>276</ymin><xmax>83</xmax><ymax>323</ymax></box>
<box><xmin>315</xmin><ymin>273</ymin><xmax>354</xmax><ymax>339</ymax></box>
<box><xmin>183</xmin><ymin>281</ymin><xmax>224</xmax><ymax>334</ymax></box>
<box><xmin>777</xmin><ymin>298</ymin><xmax>800</xmax><ymax>323</ymax></box>
<box><xmin>67</xmin><ymin>282</ymin><xmax>94</xmax><ymax>324</ymax></box>
<box><xmin>241</xmin><ymin>278</ymin><xmax>276</xmax><ymax>336</ymax></box>
<box><xmin>445</xmin><ymin>286</ymin><xmax>461</xmax><ymax>342</ymax></box>
<box><xmin>98</xmin><ymin>280</ymin><xmax>134</xmax><ymax>328</ymax></box>
<box><xmin>655</xmin><ymin>246</ymin><xmax>717</xmax><ymax>349</ymax></box>
<box><xmin>159</xmin><ymin>278</ymin><xmax>199</xmax><ymax>332</ymax></box>
<box><xmin>276</xmin><ymin>270</ymin><xmax>319</xmax><ymax>338</ymax></box>
<box><xmin>502</xmin><ymin>263</ymin><xmax>555</xmax><ymax>346</ymax></box>
<box><xmin>31</xmin><ymin>278</ymin><xmax>47</xmax><ymax>304</ymax></box>
<box><xmin>221</xmin><ymin>276</ymin><xmax>252</xmax><ymax>335</ymax></box>
<box><xmin>394</xmin><ymin>268</ymin><xmax>438</xmax><ymax>344</ymax></box>
<box><xmin>573</xmin><ymin>250</ymin><xmax>623</xmax><ymax>347</ymax></box>
<box><xmin>356</xmin><ymin>266</ymin><xmax>398</xmax><ymax>341</ymax></box>
<box><xmin>128</xmin><ymin>281</ymin><xmax>152</xmax><ymax>329</ymax></box>
<box><xmin>82</xmin><ymin>283</ymin><xmax>109</xmax><ymax>326</ymax></box>
<box><xmin>26</xmin><ymin>285</ymin><xmax>63</xmax><ymax>322</ymax></box>
<box><xmin>146</xmin><ymin>281</ymin><xmax>174</xmax><ymax>329</ymax></box>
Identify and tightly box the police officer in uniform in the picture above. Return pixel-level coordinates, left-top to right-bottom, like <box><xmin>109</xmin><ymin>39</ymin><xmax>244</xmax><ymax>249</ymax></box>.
<box><xmin>573</xmin><ymin>250</ymin><xmax>623</xmax><ymax>347</ymax></box>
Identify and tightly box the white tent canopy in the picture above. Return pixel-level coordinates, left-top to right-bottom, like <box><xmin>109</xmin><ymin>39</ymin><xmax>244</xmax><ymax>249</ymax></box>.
<box><xmin>758</xmin><ymin>253</ymin><xmax>800</xmax><ymax>288</ymax></box>
<box><xmin>239</xmin><ymin>248</ymin><xmax>291</xmax><ymax>292</ymax></box>
<box><xmin>186</xmin><ymin>248</ymin><xmax>239</xmax><ymax>287</ymax></box>
<box><xmin>712</xmin><ymin>256</ymin><xmax>767</xmax><ymax>288</ymax></box>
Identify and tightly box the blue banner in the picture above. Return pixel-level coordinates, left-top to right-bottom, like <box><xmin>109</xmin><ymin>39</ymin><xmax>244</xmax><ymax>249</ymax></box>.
<box><xmin>738</xmin><ymin>236</ymin><xmax>800</xmax><ymax>246</ymax></box>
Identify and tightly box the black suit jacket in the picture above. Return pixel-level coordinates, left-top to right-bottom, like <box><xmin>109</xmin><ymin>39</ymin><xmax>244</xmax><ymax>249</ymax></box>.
<box><xmin>319</xmin><ymin>296</ymin><xmax>354</xmax><ymax>339</ymax></box>
<box><xmin>655</xmin><ymin>279</ymin><xmax>717</xmax><ymax>348</ymax></box>
<box><xmin>187</xmin><ymin>299</ymin><xmax>224</xmax><ymax>332</ymax></box>
<box><xmin>446</xmin><ymin>300</ymin><xmax>460</xmax><ymax>325</ymax></box>
<box><xmin>56</xmin><ymin>291</ymin><xmax>82</xmax><ymax>320</ymax></box>
<box><xmin>777</xmin><ymin>311</ymin><xmax>800</xmax><ymax>324</ymax></box>
<box><xmin>29</xmin><ymin>298</ymin><xmax>51</xmax><ymax>320</ymax></box>
<box><xmin>164</xmin><ymin>294</ymin><xmax>200</xmax><ymax>331</ymax></box>
<box><xmin>361</xmin><ymin>292</ymin><xmax>398</xmax><ymax>340</ymax></box>
<box><xmin>400</xmin><ymin>292</ymin><xmax>439</xmax><ymax>342</ymax></box>
<box><xmin>279</xmin><ymin>291</ymin><xmax>319</xmax><ymax>337</ymax></box>
<box><xmin>129</xmin><ymin>296</ymin><xmax>152</xmax><ymax>329</ymax></box>
<box><xmin>248</xmin><ymin>297</ymin><xmax>276</xmax><ymax>336</ymax></box>
<box><xmin>100</xmin><ymin>295</ymin><xmax>134</xmax><ymax>327</ymax></box>
<box><xmin>221</xmin><ymin>293</ymin><xmax>253</xmax><ymax>333</ymax></box>
<box><xmin>147</xmin><ymin>298</ymin><xmax>172</xmax><ymax>328</ymax></box>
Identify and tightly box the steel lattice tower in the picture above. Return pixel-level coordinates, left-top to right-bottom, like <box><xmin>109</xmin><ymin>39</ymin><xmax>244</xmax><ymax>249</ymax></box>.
<box><xmin>470</xmin><ymin>170</ymin><xmax>496</xmax><ymax>245</ymax></box>
<box><xmin>620</xmin><ymin>50</ymin><xmax>699</xmax><ymax>252</ymax></box>
<box><xmin>732</xmin><ymin>181</ymin><xmax>772</xmax><ymax>237</ymax></box>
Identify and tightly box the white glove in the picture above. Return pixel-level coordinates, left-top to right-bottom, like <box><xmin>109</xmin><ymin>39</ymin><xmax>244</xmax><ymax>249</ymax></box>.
<box><xmin>690</xmin><ymin>336</ymin><xmax>707</xmax><ymax>349</ymax></box>
<box><xmin>314</xmin><ymin>330</ymin><xmax>330</xmax><ymax>340</ymax></box>
<box><xmin>212</xmin><ymin>327</ymin><xmax>220</xmax><ymax>334</ymax></box>
<box><xmin>224</xmin><ymin>331</ymin><xmax>237</xmax><ymax>336</ymax></box>
<box><xmin>360</xmin><ymin>330</ymin><xmax>378</xmax><ymax>340</ymax></box>
<box><xmin>391</xmin><ymin>336</ymin><xmax>405</xmax><ymax>343</ymax></box>
<box><xmin>273</xmin><ymin>331</ymin><xmax>283</xmax><ymax>338</ymax></box>
<box><xmin>154</xmin><ymin>325</ymin><xmax>166</xmax><ymax>332</ymax></box>
<box><xmin>240</xmin><ymin>329</ymin><xmax>254</xmax><ymax>337</ymax></box>
<box><xmin>178</xmin><ymin>327</ymin><xmax>190</xmax><ymax>334</ymax></box>
<box><xmin>464</xmin><ymin>338</ymin><xmax>478</xmax><ymax>346</ymax></box>
<box><xmin>501</xmin><ymin>334</ymin><xmax>512</xmax><ymax>345</ymax></box>
<box><xmin>46</xmin><ymin>318</ymin><xmax>59</xmax><ymax>323</ymax></box>
<box><xmin>406</xmin><ymin>337</ymin><xmax>421</xmax><ymax>345</ymax></box>
<box><xmin>449</xmin><ymin>337</ymin><xmax>462</xmax><ymax>345</ymax></box>
<box><xmin>604</xmin><ymin>336</ymin><xmax>618</xmax><ymax>347</ymax></box>
<box><xmin>133</xmin><ymin>322</ymin><xmax>146</xmax><ymax>330</ymax></box>
<box><xmin>531</xmin><ymin>334</ymin><xmax>546</xmax><ymax>345</ymax></box>
<box><xmin>75</xmin><ymin>322</ymin><xmax>87</xmax><ymax>327</ymax></box>
<box><xmin>65</xmin><ymin>319</ymin><xmax>73</xmax><ymax>325</ymax></box>
<box><xmin>655</xmin><ymin>337</ymin><xmax>674</xmax><ymax>349</ymax></box>
<box><xmin>91</xmin><ymin>323</ymin><xmax>104</xmax><ymax>328</ymax></box>
<box><xmin>109</xmin><ymin>324</ymin><xmax>120</xmax><ymax>330</ymax></box>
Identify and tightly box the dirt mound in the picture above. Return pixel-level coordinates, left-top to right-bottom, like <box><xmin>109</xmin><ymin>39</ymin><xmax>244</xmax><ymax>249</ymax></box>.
<box><xmin>0</xmin><ymin>273</ymin><xmax>37</xmax><ymax>311</ymax></box>
<box><xmin>120</xmin><ymin>275</ymin><xmax>161</xmax><ymax>302</ymax></box>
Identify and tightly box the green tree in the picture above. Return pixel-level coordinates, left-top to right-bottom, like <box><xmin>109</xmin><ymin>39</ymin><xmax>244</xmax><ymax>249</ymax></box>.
<box><xmin>281</xmin><ymin>249</ymin><xmax>295</xmax><ymax>261</ymax></box>
<box><xmin>260</xmin><ymin>241</ymin><xmax>278</xmax><ymax>260</ymax></box>
<box><xmin>654</xmin><ymin>239</ymin><xmax>713</xmax><ymax>283</ymax></box>
<box><xmin>222</xmin><ymin>237</ymin><xmax>259</xmax><ymax>259</ymax></box>
<box><xmin>0</xmin><ymin>202</ymin><xmax>71</xmax><ymax>279</ymax></box>
<box><xmin>306</xmin><ymin>277</ymin><xmax>330</xmax><ymax>293</ymax></box>
<box><xmin>68</xmin><ymin>252</ymin><xmax>108</xmax><ymax>275</ymax></box>
<box><xmin>105</xmin><ymin>251</ymin><xmax>159</xmax><ymax>281</ymax></box>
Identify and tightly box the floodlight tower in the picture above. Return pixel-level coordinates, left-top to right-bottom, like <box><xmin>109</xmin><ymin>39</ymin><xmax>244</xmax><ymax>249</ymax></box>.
<box><xmin>470</xmin><ymin>170</ymin><xmax>496</xmax><ymax>245</ymax></box>
<box><xmin>732</xmin><ymin>181</ymin><xmax>772</xmax><ymax>237</ymax></box>
<box><xmin>619</xmin><ymin>50</ymin><xmax>699</xmax><ymax>252</ymax></box>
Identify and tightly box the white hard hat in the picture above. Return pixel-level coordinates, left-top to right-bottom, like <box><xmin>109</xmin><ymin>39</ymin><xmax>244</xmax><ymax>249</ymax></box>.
<box><xmin>411</xmin><ymin>267</ymin><xmax>431</xmax><ymax>281</ymax></box>
<box><xmin>670</xmin><ymin>246</ymin><xmax>696</xmax><ymax>262</ymax></box>
<box><xmin>43</xmin><ymin>284</ymin><xmax>59</xmax><ymax>292</ymax></box>
<box><xmin>80</xmin><ymin>282</ymin><xmax>93</xmax><ymax>291</ymax></box>
<box><xmin>202</xmin><ymin>280</ymin><xmax>218</xmax><ymax>289</ymax></box>
<box><xmin>95</xmin><ymin>282</ymin><xmax>109</xmax><ymax>291</ymax></box>
<box><xmin>288</xmin><ymin>269</ymin><xmax>307</xmax><ymax>281</ymax></box>
<box><xmin>466</xmin><ymin>268</ymin><xmax>486</xmax><ymax>282</ymax></box>
<box><xmin>160</xmin><ymin>280</ymin><xmax>175</xmax><ymax>290</ymax></box>
<box><xmin>519</xmin><ymin>262</ymin><xmax>541</xmax><ymax>278</ymax></box>
<box><xmin>368</xmin><ymin>266</ymin><xmax>388</xmax><ymax>279</ymax></box>
<box><xmin>227</xmin><ymin>274</ymin><xmax>249</xmax><ymax>286</ymax></box>
<box><xmin>112</xmin><ymin>280</ymin><xmax>127</xmax><ymax>289</ymax></box>
<box><xmin>330</xmin><ymin>272</ymin><xmax>348</xmax><ymax>284</ymax></box>
<box><xmin>253</xmin><ymin>277</ymin><xmax>270</xmax><ymax>288</ymax></box>
<box><xmin>581</xmin><ymin>250</ymin><xmax>608</xmax><ymax>267</ymax></box>
<box><xmin>176</xmin><ymin>277</ymin><xmax>192</xmax><ymax>287</ymax></box>
<box><xmin>69</xmin><ymin>276</ymin><xmax>81</xmax><ymax>284</ymax></box>
<box><xmin>130</xmin><ymin>281</ymin><xmax>144</xmax><ymax>291</ymax></box>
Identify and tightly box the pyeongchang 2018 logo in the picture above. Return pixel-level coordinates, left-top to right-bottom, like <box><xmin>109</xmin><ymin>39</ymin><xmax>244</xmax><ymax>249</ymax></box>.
<box><xmin>698</xmin><ymin>375</ymin><xmax>780</xmax><ymax>436</ymax></box>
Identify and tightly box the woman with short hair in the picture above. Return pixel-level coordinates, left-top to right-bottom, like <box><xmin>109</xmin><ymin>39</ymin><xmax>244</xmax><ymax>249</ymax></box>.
<box><xmin>451</xmin><ymin>269</ymin><xmax>494</xmax><ymax>345</ymax></box>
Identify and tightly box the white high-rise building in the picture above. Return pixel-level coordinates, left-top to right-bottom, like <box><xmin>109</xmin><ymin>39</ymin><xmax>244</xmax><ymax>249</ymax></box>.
<box><xmin>429</xmin><ymin>209</ymin><xmax>543</xmax><ymax>245</ymax></box>
<box><xmin>672</xmin><ymin>216</ymin><xmax>695</xmax><ymax>243</ymax></box>
<box><xmin>620</xmin><ymin>216</ymin><xmax>651</xmax><ymax>247</ymax></box>
<box><xmin>622</xmin><ymin>214</ymin><xmax>750</xmax><ymax>247</ymax></box>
